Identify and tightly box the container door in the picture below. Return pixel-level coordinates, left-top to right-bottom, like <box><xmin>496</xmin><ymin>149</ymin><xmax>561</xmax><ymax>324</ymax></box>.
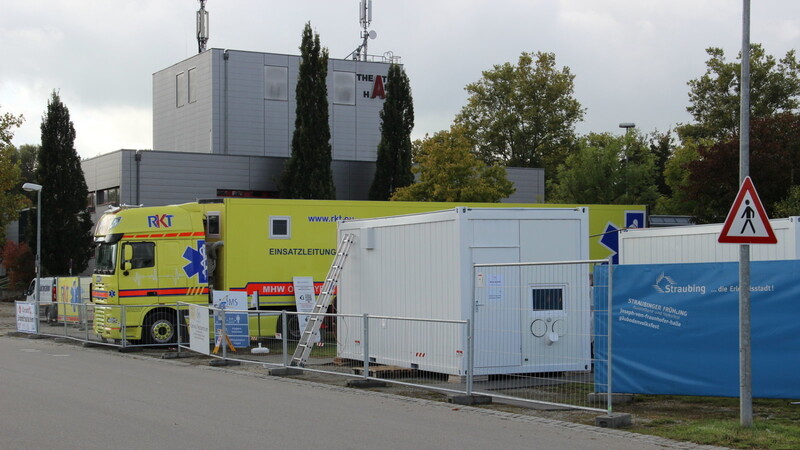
<box><xmin>473</xmin><ymin>247</ymin><xmax>521</xmax><ymax>369</ymax></box>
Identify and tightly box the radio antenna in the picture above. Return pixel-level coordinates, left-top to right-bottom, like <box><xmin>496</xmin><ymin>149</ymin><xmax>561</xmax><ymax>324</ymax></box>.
<box><xmin>197</xmin><ymin>0</ymin><xmax>209</xmax><ymax>53</ymax></box>
<box><xmin>347</xmin><ymin>1</ymin><xmax>376</xmax><ymax>61</ymax></box>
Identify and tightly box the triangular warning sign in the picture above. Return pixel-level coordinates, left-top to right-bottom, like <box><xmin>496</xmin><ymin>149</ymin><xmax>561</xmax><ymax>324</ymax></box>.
<box><xmin>718</xmin><ymin>176</ymin><xmax>777</xmax><ymax>244</ymax></box>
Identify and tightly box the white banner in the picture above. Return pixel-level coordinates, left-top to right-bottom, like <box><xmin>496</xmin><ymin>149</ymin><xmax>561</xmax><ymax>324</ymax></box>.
<box><xmin>188</xmin><ymin>304</ymin><xmax>210</xmax><ymax>355</ymax></box>
<box><xmin>293</xmin><ymin>276</ymin><xmax>320</xmax><ymax>343</ymax></box>
<box><xmin>15</xmin><ymin>301</ymin><xmax>38</xmax><ymax>333</ymax></box>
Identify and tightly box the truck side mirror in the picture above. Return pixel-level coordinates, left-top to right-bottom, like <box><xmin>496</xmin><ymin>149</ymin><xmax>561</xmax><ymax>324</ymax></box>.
<box><xmin>122</xmin><ymin>244</ymin><xmax>133</xmax><ymax>274</ymax></box>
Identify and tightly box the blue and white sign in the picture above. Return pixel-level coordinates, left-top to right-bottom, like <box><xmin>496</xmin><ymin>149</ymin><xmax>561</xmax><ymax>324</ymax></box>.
<box><xmin>212</xmin><ymin>290</ymin><xmax>250</xmax><ymax>348</ymax></box>
<box><xmin>594</xmin><ymin>261</ymin><xmax>800</xmax><ymax>398</ymax></box>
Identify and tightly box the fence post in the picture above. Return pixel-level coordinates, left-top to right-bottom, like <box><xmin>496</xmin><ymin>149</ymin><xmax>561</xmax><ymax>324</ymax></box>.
<box><xmin>85</xmin><ymin>303</ymin><xmax>89</xmax><ymax>342</ymax></box>
<box><xmin>281</xmin><ymin>311</ymin><xmax>288</xmax><ymax>367</ymax></box>
<box><xmin>467</xmin><ymin>318</ymin><xmax>474</xmax><ymax>395</ymax></box>
<box><xmin>176</xmin><ymin>305</ymin><xmax>181</xmax><ymax>356</ymax></box>
<box><xmin>606</xmin><ymin>256</ymin><xmax>614</xmax><ymax>415</ymax></box>
<box><xmin>363</xmin><ymin>313</ymin><xmax>369</xmax><ymax>380</ymax></box>
<box><xmin>221</xmin><ymin>307</ymin><xmax>227</xmax><ymax>362</ymax></box>
<box><xmin>121</xmin><ymin>305</ymin><xmax>127</xmax><ymax>349</ymax></box>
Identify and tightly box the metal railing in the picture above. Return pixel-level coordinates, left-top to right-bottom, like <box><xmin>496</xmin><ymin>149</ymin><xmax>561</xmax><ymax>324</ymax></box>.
<box><xmin>13</xmin><ymin>259</ymin><xmax>613</xmax><ymax>414</ymax></box>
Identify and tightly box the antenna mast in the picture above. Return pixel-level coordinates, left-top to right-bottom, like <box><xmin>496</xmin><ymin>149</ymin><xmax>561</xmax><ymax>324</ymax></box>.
<box><xmin>347</xmin><ymin>1</ymin><xmax>375</xmax><ymax>61</ymax></box>
<box><xmin>197</xmin><ymin>0</ymin><xmax>209</xmax><ymax>53</ymax></box>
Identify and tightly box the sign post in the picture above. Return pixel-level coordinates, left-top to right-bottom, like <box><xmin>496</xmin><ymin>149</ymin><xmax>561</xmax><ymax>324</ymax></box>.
<box><xmin>719</xmin><ymin>173</ymin><xmax>777</xmax><ymax>428</ymax></box>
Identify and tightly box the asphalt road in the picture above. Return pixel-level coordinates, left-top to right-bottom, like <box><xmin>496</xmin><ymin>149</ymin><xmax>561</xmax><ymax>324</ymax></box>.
<box><xmin>0</xmin><ymin>335</ymin><xmax>716</xmax><ymax>450</ymax></box>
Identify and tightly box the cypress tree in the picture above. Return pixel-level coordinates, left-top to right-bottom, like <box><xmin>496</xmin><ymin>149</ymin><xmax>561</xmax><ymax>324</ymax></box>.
<box><xmin>369</xmin><ymin>64</ymin><xmax>415</xmax><ymax>200</ymax></box>
<box><xmin>34</xmin><ymin>91</ymin><xmax>93</xmax><ymax>275</ymax></box>
<box><xmin>280</xmin><ymin>23</ymin><xmax>335</xmax><ymax>199</ymax></box>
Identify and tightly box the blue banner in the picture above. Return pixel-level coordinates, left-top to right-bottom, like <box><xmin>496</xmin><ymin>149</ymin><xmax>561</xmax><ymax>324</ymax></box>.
<box><xmin>594</xmin><ymin>261</ymin><xmax>800</xmax><ymax>398</ymax></box>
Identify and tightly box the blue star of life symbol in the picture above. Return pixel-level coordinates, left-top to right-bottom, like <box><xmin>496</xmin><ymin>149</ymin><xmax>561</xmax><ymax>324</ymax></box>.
<box><xmin>182</xmin><ymin>240</ymin><xmax>208</xmax><ymax>283</ymax></box>
<box><xmin>108</xmin><ymin>290</ymin><xmax>116</xmax><ymax>298</ymax></box>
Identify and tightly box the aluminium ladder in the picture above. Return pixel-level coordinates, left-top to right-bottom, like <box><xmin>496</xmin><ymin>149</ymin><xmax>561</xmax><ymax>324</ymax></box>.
<box><xmin>289</xmin><ymin>233</ymin><xmax>354</xmax><ymax>367</ymax></box>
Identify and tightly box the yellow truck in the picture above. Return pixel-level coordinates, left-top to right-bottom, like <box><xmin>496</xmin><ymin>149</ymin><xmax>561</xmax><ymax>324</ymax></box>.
<box><xmin>91</xmin><ymin>198</ymin><xmax>644</xmax><ymax>344</ymax></box>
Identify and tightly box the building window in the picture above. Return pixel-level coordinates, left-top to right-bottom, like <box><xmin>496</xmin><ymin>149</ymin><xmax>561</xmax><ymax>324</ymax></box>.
<box><xmin>264</xmin><ymin>66</ymin><xmax>288</xmax><ymax>101</ymax></box>
<box><xmin>96</xmin><ymin>187</ymin><xmax>120</xmax><ymax>206</ymax></box>
<box><xmin>270</xmin><ymin>216</ymin><xmax>291</xmax><ymax>239</ymax></box>
<box><xmin>333</xmin><ymin>71</ymin><xmax>356</xmax><ymax>105</ymax></box>
<box><xmin>176</xmin><ymin>72</ymin><xmax>186</xmax><ymax>107</ymax></box>
<box><xmin>188</xmin><ymin>67</ymin><xmax>197</xmax><ymax>104</ymax></box>
<box><xmin>530</xmin><ymin>286</ymin><xmax>564</xmax><ymax>311</ymax></box>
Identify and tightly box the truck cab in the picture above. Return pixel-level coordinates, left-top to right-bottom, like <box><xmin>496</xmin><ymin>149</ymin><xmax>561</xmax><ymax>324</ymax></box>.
<box><xmin>92</xmin><ymin>204</ymin><xmax>210</xmax><ymax>344</ymax></box>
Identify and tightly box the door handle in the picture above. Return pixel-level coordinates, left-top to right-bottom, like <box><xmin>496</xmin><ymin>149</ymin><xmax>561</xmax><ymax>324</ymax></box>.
<box><xmin>147</xmin><ymin>291</ymin><xmax>157</xmax><ymax>296</ymax></box>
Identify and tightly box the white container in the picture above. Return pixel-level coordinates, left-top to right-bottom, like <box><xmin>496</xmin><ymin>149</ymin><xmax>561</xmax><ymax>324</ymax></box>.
<box><xmin>336</xmin><ymin>207</ymin><xmax>591</xmax><ymax>377</ymax></box>
<box><xmin>619</xmin><ymin>217</ymin><xmax>800</xmax><ymax>264</ymax></box>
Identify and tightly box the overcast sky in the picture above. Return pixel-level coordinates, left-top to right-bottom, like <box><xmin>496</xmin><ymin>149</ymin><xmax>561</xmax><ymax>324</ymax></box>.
<box><xmin>1</xmin><ymin>1</ymin><xmax>798</xmax><ymax>159</ymax></box>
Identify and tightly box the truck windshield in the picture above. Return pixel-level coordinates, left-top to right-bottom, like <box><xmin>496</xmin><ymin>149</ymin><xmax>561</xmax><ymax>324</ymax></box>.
<box><xmin>95</xmin><ymin>243</ymin><xmax>117</xmax><ymax>274</ymax></box>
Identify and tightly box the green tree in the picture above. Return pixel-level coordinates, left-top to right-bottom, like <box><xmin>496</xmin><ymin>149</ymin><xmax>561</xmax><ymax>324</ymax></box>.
<box><xmin>681</xmin><ymin>44</ymin><xmax>800</xmax><ymax>141</ymax></box>
<box><xmin>369</xmin><ymin>64</ymin><xmax>415</xmax><ymax>200</ymax></box>
<box><xmin>0</xmin><ymin>106</ymin><xmax>26</xmax><ymax>238</ymax></box>
<box><xmin>549</xmin><ymin>131</ymin><xmax>659</xmax><ymax>207</ymax></box>
<box><xmin>649</xmin><ymin>130</ymin><xmax>674</xmax><ymax>198</ymax></box>
<box><xmin>15</xmin><ymin>144</ymin><xmax>39</xmax><ymax>186</ymax></box>
<box><xmin>391</xmin><ymin>126</ymin><xmax>514</xmax><ymax>202</ymax></box>
<box><xmin>455</xmin><ymin>51</ymin><xmax>584</xmax><ymax>186</ymax></box>
<box><xmin>773</xmin><ymin>185</ymin><xmax>800</xmax><ymax>217</ymax></box>
<box><xmin>35</xmin><ymin>91</ymin><xmax>93</xmax><ymax>275</ymax></box>
<box><xmin>280</xmin><ymin>23</ymin><xmax>335</xmax><ymax>199</ymax></box>
<box><xmin>680</xmin><ymin>113</ymin><xmax>800</xmax><ymax>223</ymax></box>
<box><xmin>654</xmin><ymin>139</ymin><xmax>704</xmax><ymax>215</ymax></box>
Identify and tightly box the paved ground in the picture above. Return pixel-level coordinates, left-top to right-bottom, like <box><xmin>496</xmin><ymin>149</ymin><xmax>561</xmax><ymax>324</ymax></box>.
<box><xmin>0</xmin><ymin>300</ymin><xmax>728</xmax><ymax>449</ymax></box>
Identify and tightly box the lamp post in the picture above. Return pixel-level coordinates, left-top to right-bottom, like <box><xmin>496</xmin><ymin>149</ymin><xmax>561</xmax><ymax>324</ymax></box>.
<box><xmin>22</xmin><ymin>183</ymin><xmax>43</xmax><ymax>322</ymax></box>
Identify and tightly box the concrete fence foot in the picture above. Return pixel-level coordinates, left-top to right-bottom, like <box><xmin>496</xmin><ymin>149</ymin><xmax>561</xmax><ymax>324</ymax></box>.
<box><xmin>447</xmin><ymin>394</ymin><xmax>492</xmax><ymax>406</ymax></box>
<box><xmin>268</xmin><ymin>367</ymin><xmax>303</xmax><ymax>376</ymax></box>
<box><xmin>347</xmin><ymin>379</ymin><xmax>387</xmax><ymax>388</ymax></box>
<box><xmin>595</xmin><ymin>413</ymin><xmax>632</xmax><ymax>428</ymax></box>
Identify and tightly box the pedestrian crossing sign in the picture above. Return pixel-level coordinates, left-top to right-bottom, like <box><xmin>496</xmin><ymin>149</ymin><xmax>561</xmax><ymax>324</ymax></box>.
<box><xmin>718</xmin><ymin>176</ymin><xmax>777</xmax><ymax>244</ymax></box>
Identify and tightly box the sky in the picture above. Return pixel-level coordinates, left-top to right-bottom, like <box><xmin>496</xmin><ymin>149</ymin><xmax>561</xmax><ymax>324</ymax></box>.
<box><xmin>1</xmin><ymin>0</ymin><xmax>799</xmax><ymax>160</ymax></box>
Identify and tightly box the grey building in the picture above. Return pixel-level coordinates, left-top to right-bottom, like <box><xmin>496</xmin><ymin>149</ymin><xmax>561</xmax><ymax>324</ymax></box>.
<box><xmin>7</xmin><ymin>48</ymin><xmax>545</xmax><ymax>262</ymax></box>
<box><xmin>153</xmin><ymin>48</ymin><xmax>394</xmax><ymax>161</ymax></box>
<box><xmin>82</xmin><ymin>47</ymin><xmax>544</xmax><ymax>212</ymax></box>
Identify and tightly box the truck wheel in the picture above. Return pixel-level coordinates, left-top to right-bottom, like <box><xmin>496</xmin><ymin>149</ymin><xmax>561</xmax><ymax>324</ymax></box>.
<box><xmin>278</xmin><ymin>314</ymin><xmax>301</xmax><ymax>340</ymax></box>
<box><xmin>144</xmin><ymin>311</ymin><xmax>177</xmax><ymax>345</ymax></box>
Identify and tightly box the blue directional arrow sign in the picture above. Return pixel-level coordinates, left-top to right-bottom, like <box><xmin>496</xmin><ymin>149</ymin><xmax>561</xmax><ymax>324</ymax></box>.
<box><xmin>598</xmin><ymin>222</ymin><xmax>619</xmax><ymax>264</ymax></box>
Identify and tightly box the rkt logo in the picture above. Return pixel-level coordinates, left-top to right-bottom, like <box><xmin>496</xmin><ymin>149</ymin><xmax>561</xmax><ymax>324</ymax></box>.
<box><xmin>148</xmin><ymin>214</ymin><xmax>174</xmax><ymax>228</ymax></box>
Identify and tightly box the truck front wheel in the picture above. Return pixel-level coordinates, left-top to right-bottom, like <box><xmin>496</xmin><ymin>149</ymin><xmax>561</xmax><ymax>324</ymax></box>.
<box><xmin>144</xmin><ymin>311</ymin><xmax>177</xmax><ymax>345</ymax></box>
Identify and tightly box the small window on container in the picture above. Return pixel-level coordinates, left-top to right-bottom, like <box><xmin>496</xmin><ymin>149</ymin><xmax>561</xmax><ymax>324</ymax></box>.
<box><xmin>270</xmin><ymin>216</ymin><xmax>291</xmax><ymax>239</ymax></box>
<box><xmin>205</xmin><ymin>212</ymin><xmax>221</xmax><ymax>237</ymax></box>
<box><xmin>531</xmin><ymin>287</ymin><xmax>564</xmax><ymax>311</ymax></box>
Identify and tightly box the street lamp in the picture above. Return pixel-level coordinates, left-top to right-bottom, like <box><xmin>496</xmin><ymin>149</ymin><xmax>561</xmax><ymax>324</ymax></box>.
<box><xmin>22</xmin><ymin>183</ymin><xmax>43</xmax><ymax>322</ymax></box>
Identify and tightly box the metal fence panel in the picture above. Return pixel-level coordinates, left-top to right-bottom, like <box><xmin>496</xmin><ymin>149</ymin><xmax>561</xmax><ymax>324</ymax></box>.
<box><xmin>472</xmin><ymin>260</ymin><xmax>610</xmax><ymax>412</ymax></box>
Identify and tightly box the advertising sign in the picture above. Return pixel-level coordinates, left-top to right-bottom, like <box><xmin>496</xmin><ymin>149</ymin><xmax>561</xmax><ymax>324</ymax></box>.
<box><xmin>212</xmin><ymin>290</ymin><xmax>250</xmax><ymax>348</ymax></box>
<box><xmin>293</xmin><ymin>276</ymin><xmax>320</xmax><ymax>343</ymax></box>
<box><xmin>594</xmin><ymin>261</ymin><xmax>800</xmax><ymax>398</ymax></box>
<box><xmin>188</xmin><ymin>304</ymin><xmax>211</xmax><ymax>355</ymax></box>
<box><xmin>15</xmin><ymin>301</ymin><xmax>38</xmax><ymax>333</ymax></box>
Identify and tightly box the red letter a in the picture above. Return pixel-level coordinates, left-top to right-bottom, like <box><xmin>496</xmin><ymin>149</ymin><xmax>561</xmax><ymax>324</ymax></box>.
<box><xmin>371</xmin><ymin>76</ymin><xmax>386</xmax><ymax>99</ymax></box>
